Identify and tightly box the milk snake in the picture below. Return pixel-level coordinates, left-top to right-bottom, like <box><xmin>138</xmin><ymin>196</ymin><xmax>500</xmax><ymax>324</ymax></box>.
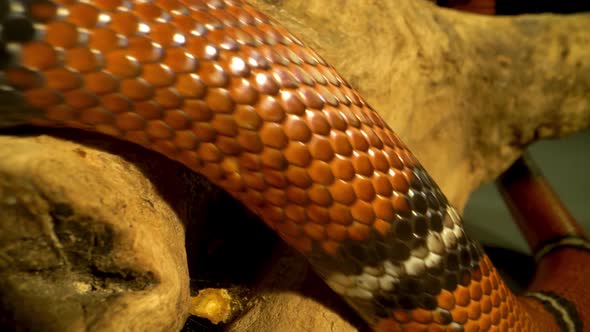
<box><xmin>0</xmin><ymin>1</ymin><xmax>588</xmax><ymax>331</ymax></box>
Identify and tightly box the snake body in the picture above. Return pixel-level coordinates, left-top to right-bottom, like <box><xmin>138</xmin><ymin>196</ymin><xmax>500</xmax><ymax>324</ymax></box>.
<box><xmin>0</xmin><ymin>1</ymin><xmax>588</xmax><ymax>331</ymax></box>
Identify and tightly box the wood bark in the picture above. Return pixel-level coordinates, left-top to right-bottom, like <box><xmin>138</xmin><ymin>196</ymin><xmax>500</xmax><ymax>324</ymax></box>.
<box><xmin>0</xmin><ymin>1</ymin><xmax>589</xmax><ymax>331</ymax></box>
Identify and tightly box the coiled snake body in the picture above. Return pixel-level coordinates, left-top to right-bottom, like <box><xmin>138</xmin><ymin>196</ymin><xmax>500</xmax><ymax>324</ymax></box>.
<box><xmin>0</xmin><ymin>1</ymin><xmax>588</xmax><ymax>331</ymax></box>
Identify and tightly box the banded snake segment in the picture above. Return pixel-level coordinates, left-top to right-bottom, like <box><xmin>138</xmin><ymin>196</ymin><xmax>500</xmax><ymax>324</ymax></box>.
<box><xmin>0</xmin><ymin>1</ymin><xmax>588</xmax><ymax>331</ymax></box>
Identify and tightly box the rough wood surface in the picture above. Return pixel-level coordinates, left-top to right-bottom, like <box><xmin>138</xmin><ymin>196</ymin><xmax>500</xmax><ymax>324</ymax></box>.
<box><xmin>1</xmin><ymin>1</ymin><xmax>589</xmax><ymax>331</ymax></box>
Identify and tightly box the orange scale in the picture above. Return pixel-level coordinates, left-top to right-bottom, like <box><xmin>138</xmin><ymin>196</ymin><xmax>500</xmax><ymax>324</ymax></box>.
<box><xmin>308</xmin><ymin>185</ymin><xmax>333</xmax><ymax>207</ymax></box>
<box><xmin>4</xmin><ymin>67</ymin><xmax>42</xmax><ymax>90</ymax></box>
<box><xmin>206</xmin><ymin>88</ymin><xmax>235</xmax><ymax>113</ymax></box>
<box><xmin>88</xmin><ymin>27</ymin><xmax>123</xmax><ymax>52</ymax></box>
<box><xmin>451</xmin><ymin>307</ymin><xmax>468</xmax><ymax>324</ymax></box>
<box><xmin>306</xmin><ymin>205</ymin><xmax>330</xmax><ymax>225</ymax></box>
<box><xmin>279</xmin><ymin>90</ymin><xmax>306</xmax><ymax>116</ymax></box>
<box><xmin>66</xmin><ymin>48</ymin><xmax>102</xmax><ymax>73</ymax></box>
<box><xmin>104</xmin><ymin>51</ymin><xmax>141</xmax><ymax>79</ymax></box>
<box><xmin>468</xmin><ymin>282</ymin><xmax>483</xmax><ymax>301</ymax></box>
<box><xmin>28</xmin><ymin>0</ymin><xmax>59</xmax><ymax>22</ymax></box>
<box><xmin>410</xmin><ymin>308</ymin><xmax>434</xmax><ymax>324</ymax></box>
<box><xmin>234</xmin><ymin>105</ymin><xmax>263</xmax><ymax>130</ymax></box>
<box><xmin>348</xmin><ymin>223</ymin><xmax>370</xmax><ymax>241</ymax></box>
<box><xmin>199</xmin><ymin>61</ymin><xmax>230</xmax><ymax>87</ymax></box>
<box><xmin>480</xmin><ymin>297</ymin><xmax>492</xmax><ymax>314</ymax></box>
<box><xmin>309</xmin><ymin>137</ymin><xmax>335</xmax><ymax>162</ymax></box>
<box><xmin>259</xmin><ymin>123</ymin><xmax>288</xmax><ymax>149</ymax></box>
<box><xmin>190</xmin><ymin>9</ymin><xmax>224</xmax><ymax>30</ymax></box>
<box><xmin>463</xmin><ymin>320</ymin><xmax>480</xmax><ymax>332</ymax></box>
<box><xmin>229</xmin><ymin>79</ymin><xmax>259</xmax><ymax>106</ymax></box>
<box><xmin>78</xmin><ymin>106</ymin><xmax>113</xmax><ymax>125</ymax></box>
<box><xmin>261</xmin><ymin>148</ymin><xmax>288</xmax><ymax>171</ymax></box>
<box><xmin>272</xmin><ymin>67</ymin><xmax>299</xmax><ymax>90</ymax></box>
<box><xmin>370</xmin><ymin>149</ymin><xmax>390</xmax><ymax>173</ymax></box>
<box><xmin>436</xmin><ymin>290</ymin><xmax>456</xmax><ymax>311</ymax></box>
<box><xmin>262</xmin><ymin>168</ymin><xmax>288</xmax><ymax>188</ymax></box>
<box><xmin>478</xmin><ymin>315</ymin><xmax>492</xmax><ymax>330</ymax></box>
<box><xmin>329</xmin><ymin>180</ymin><xmax>356</xmax><ymax>205</ymax></box>
<box><xmin>302</xmin><ymin>223</ymin><xmax>326</xmax><ymax>241</ymax></box>
<box><xmin>391</xmin><ymin>310</ymin><xmax>411</xmax><ymax>324</ymax></box>
<box><xmin>174</xmin><ymin>74</ymin><xmax>206</xmax><ymax>98</ymax></box>
<box><xmin>127</xmin><ymin>36</ymin><xmax>164</xmax><ymax>63</ymax></box>
<box><xmin>285</xmin><ymin>187</ymin><xmax>309</xmax><ymax>205</ymax></box>
<box><xmin>353</xmin><ymin>177</ymin><xmax>376</xmax><ymax>202</ymax></box>
<box><xmin>491</xmin><ymin>292</ymin><xmax>501</xmax><ymax>307</ymax></box>
<box><xmin>253</xmin><ymin>72</ymin><xmax>280</xmax><ymax>96</ymax></box>
<box><xmin>392</xmin><ymin>193</ymin><xmax>411</xmax><ymax>214</ymax></box>
<box><xmin>284</xmin><ymin>234</ymin><xmax>312</xmax><ymax>253</ymax></box>
<box><xmin>374</xmin><ymin>197</ymin><xmax>395</xmax><ymax>220</ymax></box>
<box><xmin>305</xmin><ymin>111</ymin><xmax>331</xmax><ymax>137</ymax></box>
<box><xmin>325</xmin><ymin>223</ymin><xmax>348</xmax><ymax>241</ymax></box>
<box><xmin>330</xmin><ymin>131</ymin><xmax>354</xmax><ymax>157</ymax></box>
<box><xmin>275</xmin><ymin>219</ymin><xmax>302</xmax><ymax>239</ymax></box>
<box><xmin>22</xmin><ymin>42</ymin><xmax>59</xmax><ymax>70</ymax></box>
<box><xmin>225</xmin><ymin>4</ymin><xmax>255</xmax><ymax>25</ymax></box>
<box><xmin>284</xmin><ymin>117</ymin><xmax>312</xmax><ymax>142</ymax></box>
<box><xmin>285</xmin><ymin>204</ymin><xmax>307</xmax><ymax>224</ymax></box>
<box><xmin>352</xmin><ymin>153</ymin><xmax>374</xmax><ymax>177</ymax></box>
<box><xmin>135</xmin><ymin>2</ymin><xmax>163</xmax><ymax>21</ymax></box>
<box><xmin>183</xmin><ymin>99</ymin><xmax>211</xmax><ymax>121</ymax></box>
<box><xmin>234</xmin><ymin>132</ymin><xmax>261</xmax><ymax>155</ymax></box>
<box><xmin>320</xmin><ymin>240</ymin><xmax>340</xmax><ymax>256</ymax></box>
<box><xmin>162</xmin><ymin>109</ymin><xmax>190</xmax><ymax>130</ymax></box>
<box><xmin>241</xmin><ymin>172</ymin><xmax>266</xmax><ymax>192</ymax></box>
<box><xmin>149</xmin><ymin>22</ymin><xmax>182</xmax><ymax>48</ymax></box>
<box><xmin>210</xmin><ymin>114</ymin><xmax>238</xmax><ymax>137</ymax></box>
<box><xmin>373</xmin><ymin>219</ymin><xmax>391</xmax><ymax>236</ymax></box>
<box><xmin>260</xmin><ymin>205</ymin><xmax>285</xmax><ymax>228</ymax></box>
<box><xmin>329</xmin><ymin>203</ymin><xmax>354</xmax><ymax>226</ymax></box>
<box><xmin>309</xmin><ymin>161</ymin><xmax>334</xmax><ymax>186</ymax></box>
<box><xmin>95</xmin><ymin>123</ymin><xmax>122</xmax><ymax>137</ymax></box>
<box><xmin>207</xmin><ymin>25</ymin><xmax>238</xmax><ymax>47</ymax></box>
<box><xmin>332</xmin><ymin>157</ymin><xmax>355</xmax><ymax>181</ymax></box>
<box><xmin>45</xmin><ymin>104</ymin><xmax>77</xmax><ymax>122</ymax></box>
<box><xmin>400</xmin><ymin>322</ymin><xmax>428</xmax><ymax>332</ymax></box>
<box><xmin>257</xmin><ymin>95</ymin><xmax>285</xmax><ymax>122</ymax></box>
<box><xmin>263</xmin><ymin>187</ymin><xmax>287</xmax><ymax>207</ymax></box>
<box><xmin>45</xmin><ymin>20</ymin><xmax>80</xmax><ymax>49</ymax></box>
<box><xmin>373</xmin><ymin>173</ymin><xmax>393</xmax><ymax>197</ymax></box>
<box><xmin>115</xmin><ymin>112</ymin><xmax>146</xmax><ymax>131</ymax></box>
<box><xmin>384</xmin><ymin>148</ymin><xmax>404</xmax><ymax>170</ymax></box>
<box><xmin>351</xmin><ymin>200</ymin><xmax>376</xmax><ymax>225</ymax></box>
<box><xmin>25</xmin><ymin>88</ymin><xmax>63</xmax><ymax>109</ymax></box>
<box><xmin>454</xmin><ymin>286</ymin><xmax>471</xmax><ymax>307</ymax></box>
<box><xmin>109</xmin><ymin>11</ymin><xmax>140</xmax><ymax>36</ymax></box>
<box><xmin>283</xmin><ymin>142</ymin><xmax>312</xmax><ymax>168</ymax></box>
<box><xmin>120</xmin><ymin>79</ymin><xmax>155</xmax><ymax>101</ymax></box>
<box><xmin>45</xmin><ymin>68</ymin><xmax>82</xmax><ymax>91</ymax></box>
<box><xmin>154</xmin><ymin>0</ymin><xmax>186</xmax><ymax>12</ymax></box>
<box><xmin>142</xmin><ymin>64</ymin><xmax>176</xmax><ymax>89</ymax></box>
<box><xmin>125</xmin><ymin>130</ymin><xmax>152</xmax><ymax>148</ymax></box>
<box><xmin>129</xmin><ymin>101</ymin><xmax>160</xmax><ymax>120</ymax></box>
<box><xmin>146</xmin><ymin>119</ymin><xmax>174</xmax><ymax>139</ymax></box>
<box><xmin>467</xmin><ymin>301</ymin><xmax>482</xmax><ymax>320</ymax></box>
<box><xmin>216</xmin><ymin>136</ymin><xmax>241</xmax><ymax>155</ymax></box>
<box><xmin>490</xmin><ymin>308</ymin><xmax>501</xmax><ymax>325</ymax></box>
<box><xmin>220</xmin><ymin>172</ymin><xmax>245</xmax><ymax>192</ymax></box>
<box><xmin>153</xmin><ymin>139</ymin><xmax>179</xmax><ymax>157</ymax></box>
<box><xmin>172</xmin><ymin>130</ymin><xmax>199</xmax><ymax>149</ymax></box>
<box><xmin>93</xmin><ymin>0</ymin><xmax>124</xmax><ymax>11</ymax></box>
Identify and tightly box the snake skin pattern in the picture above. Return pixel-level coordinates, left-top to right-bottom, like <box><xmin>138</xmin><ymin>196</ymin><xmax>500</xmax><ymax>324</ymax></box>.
<box><xmin>0</xmin><ymin>1</ymin><xmax>585</xmax><ymax>331</ymax></box>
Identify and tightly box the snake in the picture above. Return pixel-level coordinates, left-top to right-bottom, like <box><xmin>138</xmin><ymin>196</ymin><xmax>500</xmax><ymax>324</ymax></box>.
<box><xmin>0</xmin><ymin>1</ymin><xmax>588</xmax><ymax>331</ymax></box>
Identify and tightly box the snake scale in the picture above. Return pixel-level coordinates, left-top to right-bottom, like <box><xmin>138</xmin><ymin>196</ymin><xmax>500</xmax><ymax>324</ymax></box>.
<box><xmin>0</xmin><ymin>1</ymin><xmax>588</xmax><ymax>331</ymax></box>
